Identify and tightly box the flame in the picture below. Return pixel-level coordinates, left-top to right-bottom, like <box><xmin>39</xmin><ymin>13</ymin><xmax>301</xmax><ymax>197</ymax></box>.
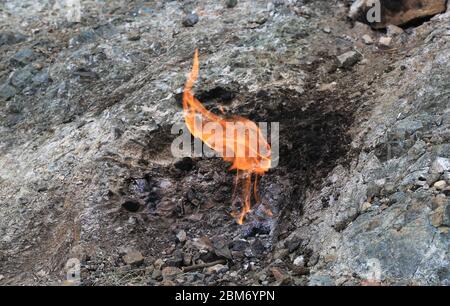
<box><xmin>183</xmin><ymin>49</ymin><xmax>272</xmax><ymax>224</ymax></box>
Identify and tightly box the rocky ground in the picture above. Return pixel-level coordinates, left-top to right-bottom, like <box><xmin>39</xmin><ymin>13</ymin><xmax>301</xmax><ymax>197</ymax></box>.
<box><xmin>0</xmin><ymin>0</ymin><xmax>449</xmax><ymax>285</ymax></box>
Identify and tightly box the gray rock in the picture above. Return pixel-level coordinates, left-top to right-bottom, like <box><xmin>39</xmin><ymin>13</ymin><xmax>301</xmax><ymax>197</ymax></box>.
<box><xmin>0</xmin><ymin>84</ymin><xmax>17</xmax><ymax>100</ymax></box>
<box><xmin>0</xmin><ymin>31</ymin><xmax>26</xmax><ymax>46</ymax></box>
<box><xmin>176</xmin><ymin>230</ymin><xmax>187</xmax><ymax>243</ymax></box>
<box><xmin>362</xmin><ymin>34</ymin><xmax>373</xmax><ymax>45</ymax></box>
<box><xmin>213</xmin><ymin>239</ymin><xmax>233</xmax><ymax>260</ymax></box>
<box><xmin>10</xmin><ymin>48</ymin><xmax>35</xmax><ymax>66</ymax></box>
<box><xmin>182</xmin><ymin>13</ymin><xmax>199</xmax><ymax>27</ymax></box>
<box><xmin>68</xmin><ymin>29</ymin><xmax>97</xmax><ymax>48</ymax></box>
<box><xmin>32</xmin><ymin>70</ymin><xmax>50</xmax><ymax>85</ymax></box>
<box><xmin>386</xmin><ymin>24</ymin><xmax>404</xmax><ymax>37</ymax></box>
<box><xmin>431</xmin><ymin>158</ymin><xmax>450</xmax><ymax>174</ymax></box>
<box><xmin>308</xmin><ymin>274</ymin><xmax>334</xmax><ymax>286</ymax></box>
<box><xmin>10</xmin><ymin>67</ymin><xmax>34</xmax><ymax>88</ymax></box>
<box><xmin>225</xmin><ymin>0</ymin><xmax>238</xmax><ymax>8</ymax></box>
<box><xmin>337</xmin><ymin>51</ymin><xmax>361</xmax><ymax>68</ymax></box>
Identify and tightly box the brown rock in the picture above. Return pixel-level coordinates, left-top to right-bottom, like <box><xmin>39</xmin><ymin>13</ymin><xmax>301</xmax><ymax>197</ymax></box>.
<box><xmin>434</xmin><ymin>180</ymin><xmax>447</xmax><ymax>190</ymax></box>
<box><xmin>430</xmin><ymin>204</ymin><xmax>450</xmax><ymax>227</ymax></box>
<box><xmin>349</xmin><ymin>0</ymin><xmax>447</xmax><ymax>29</ymax></box>
<box><xmin>123</xmin><ymin>250</ymin><xmax>144</xmax><ymax>266</ymax></box>
<box><xmin>162</xmin><ymin>266</ymin><xmax>182</xmax><ymax>278</ymax></box>
<box><xmin>270</xmin><ymin>267</ymin><xmax>287</xmax><ymax>282</ymax></box>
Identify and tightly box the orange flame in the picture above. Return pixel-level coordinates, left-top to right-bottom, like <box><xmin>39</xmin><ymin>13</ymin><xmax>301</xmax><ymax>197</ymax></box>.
<box><xmin>183</xmin><ymin>49</ymin><xmax>272</xmax><ymax>224</ymax></box>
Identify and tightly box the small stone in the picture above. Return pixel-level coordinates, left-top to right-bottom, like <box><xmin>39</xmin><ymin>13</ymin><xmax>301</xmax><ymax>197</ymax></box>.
<box><xmin>213</xmin><ymin>239</ymin><xmax>233</xmax><ymax>260</ymax></box>
<box><xmin>154</xmin><ymin>258</ymin><xmax>164</xmax><ymax>270</ymax></box>
<box><xmin>162</xmin><ymin>266</ymin><xmax>182</xmax><ymax>278</ymax></box>
<box><xmin>174</xmin><ymin>157</ymin><xmax>194</xmax><ymax>171</ymax></box>
<box><xmin>318</xmin><ymin>82</ymin><xmax>337</xmax><ymax>92</ymax></box>
<box><xmin>36</xmin><ymin>270</ymin><xmax>47</xmax><ymax>277</ymax></box>
<box><xmin>386</xmin><ymin>24</ymin><xmax>404</xmax><ymax>36</ymax></box>
<box><xmin>431</xmin><ymin>194</ymin><xmax>447</xmax><ymax>210</ymax></box>
<box><xmin>123</xmin><ymin>250</ymin><xmax>144</xmax><ymax>266</ymax></box>
<box><xmin>225</xmin><ymin>0</ymin><xmax>238</xmax><ymax>8</ymax></box>
<box><xmin>308</xmin><ymin>274</ymin><xmax>334</xmax><ymax>286</ymax></box>
<box><xmin>166</xmin><ymin>249</ymin><xmax>184</xmax><ymax>267</ymax></box>
<box><xmin>10</xmin><ymin>67</ymin><xmax>34</xmax><ymax>88</ymax></box>
<box><xmin>32</xmin><ymin>70</ymin><xmax>50</xmax><ymax>85</ymax></box>
<box><xmin>444</xmin><ymin>171</ymin><xmax>450</xmax><ymax>183</ymax></box>
<box><xmin>293</xmin><ymin>256</ymin><xmax>305</xmax><ymax>267</ymax></box>
<box><xmin>122</xmin><ymin>199</ymin><xmax>141</xmax><ymax>212</ymax></box>
<box><xmin>362</xmin><ymin>34</ymin><xmax>373</xmax><ymax>45</ymax></box>
<box><xmin>323</xmin><ymin>26</ymin><xmax>331</xmax><ymax>34</ymax></box>
<box><xmin>251</xmin><ymin>239</ymin><xmax>266</xmax><ymax>256</ymax></box>
<box><xmin>206</xmin><ymin>264</ymin><xmax>228</xmax><ymax>274</ymax></box>
<box><xmin>337</xmin><ymin>51</ymin><xmax>361</xmax><ymax>68</ymax></box>
<box><xmin>361</xmin><ymin>202</ymin><xmax>372</xmax><ymax>212</ymax></box>
<box><xmin>434</xmin><ymin>180</ymin><xmax>447</xmax><ymax>190</ymax></box>
<box><xmin>176</xmin><ymin>230</ymin><xmax>187</xmax><ymax>243</ymax></box>
<box><xmin>378</xmin><ymin>36</ymin><xmax>392</xmax><ymax>48</ymax></box>
<box><xmin>182</xmin><ymin>13</ymin><xmax>199</xmax><ymax>27</ymax></box>
<box><xmin>427</xmin><ymin>172</ymin><xmax>441</xmax><ymax>186</ymax></box>
<box><xmin>0</xmin><ymin>84</ymin><xmax>17</xmax><ymax>100</ymax></box>
<box><xmin>127</xmin><ymin>32</ymin><xmax>141</xmax><ymax>41</ymax></box>
<box><xmin>10</xmin><ymin>48</ymin><xmax>35</xmax><ymax>66</ymax></box>
<box><xmin>431</xmin><ymin>157</ymin><xmax>450</xmax><ymax>174</ymax></box>
<box><xmin>151</xmin><ymin>269</ymin><xmax>162</xmax><ymax>280</ymax></box>
<box><xmin>270</xmin><ymin>267</ymin><xmax>288</xmax><ymax>283</ymax></box>
<box><xmin>430</xmin><ymin>204</ymin><xmax>450</xmax><ymax>227</ymax></box>
<box><xmin>286</xmin><ymin>236</ymin><xmax>302</xmax><ymax>253</ymax></box>
<box><xmin>0</xmin><ymin>31</ymin><xmax>27</xmax><ymax>46</ymax></box>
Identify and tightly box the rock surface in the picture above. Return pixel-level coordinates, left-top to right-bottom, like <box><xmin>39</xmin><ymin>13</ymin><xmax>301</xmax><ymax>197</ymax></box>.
<box><xmin>0</xmin><ymin>0</ymin><xmax>449</xmax><ymax>286</ymax></box>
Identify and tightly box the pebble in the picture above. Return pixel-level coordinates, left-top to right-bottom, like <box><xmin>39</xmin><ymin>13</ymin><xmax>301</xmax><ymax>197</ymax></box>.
<box><xmin>225</xmin><ymin>0</ymin><xmax>238</xmax><ymax>8</ymax></box>
<box><xmin>10</xmin><ymin>48</ymin><xmax>35</xmax><ymax>66</ymax></box>
<box><xmin>337</xmin><ymin>51</ymin><xmax>361</xmax><ymax>68</ymax></box>
<box><xmin>323</xmin><ymin>26</ymin><xmax>331</xmax><ymax>34</ymax></box>
<box><xmin>10</xmin><ymin>67</ymin><xmax>34</xmax><ymax>88</ymax></box>
<box><xmin>154</xmin><ymin>258</ymin><xmax>165</xmax><ymax>270</ymax></box>
<box><xmin>434</xmin><ymin>180</ymin><xmax>447</xmax><ymax>190</ymax></box>
<box><xmin>443</xmin><ymin>171</ymin><xmax>450</xmax><ymax>183</ymax></box>
<box><xmin>121</xmin><ymin>199</ymin><xmax>141</xmax><ymax>212</ymax></box>
<box><xmin>206</xmin><ymin>264</ymin><xmax>228</xmax><ymax>274</ymax></box>
<box><xmin>362</xmin><ymin>34</ymin><xmax>373</xmax><ymax>45</ymax></box>
<box><xmin>361</xmin><ymin>202</ymin><xmax>372</xmax><ymax>212</ymax></box>
<box><xmin>386</xmin><ymin>24</ymin><xmax>404</xmax><ymax>37</ymax></box>
<box><xmin>213</xmin><ymin>240</ymin><xmax>233</xmax><ymax>260</ymax></box>
<box><xmin>0</xmin><ymin>31</ymin><xmax>26</xmax><ymax>46</ymax></box>
<box><xmin>174</xmin><ymin>157</ymin><xmax>194</xmax><ymax>171</ymax></box>
<box><xmin>431</xmin><ymin>157</ymin><xmax>450</xmax><ymax>174</ymax></box>
<box><xmin>151</xmin><ymin>269</ymin><xmax>162</xmax><ymax>280</ymax></box>
<box><xmin>127</xmin><ymin>32</ymin><xmax>141</xmax><ymax>41</ymax></box>
<box><xmin>162</xmin><ymin>266</ymin><xmax>182</xmax><ymax>278</ymax></box>
<box><xmin>378</xmin><ymin>36</ymin><xmax>392</xmax><ymax>48</ymax></box>
<box><xmin>176</xmin><ymin>230</ymin><xmax>187</xmax><ymax>243</ymax></box>
<box><xmin>182</xmin><ymin>13</ymin><xmax>199</xmax><ymax>27</ymax></box>
<box><xmin>293</xmin><ymin>255</ymin><xmax>305</xmax><ymax>267</ymax></box>
<box><xmin>0</xmin><ymin>84</ymin><xmax>17</xmax><ymax>100</ymax></box>
<box><xmin>123</xmin><ymin>250</ymin><xmax>144</xmax><ymax>266</ymax></box>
